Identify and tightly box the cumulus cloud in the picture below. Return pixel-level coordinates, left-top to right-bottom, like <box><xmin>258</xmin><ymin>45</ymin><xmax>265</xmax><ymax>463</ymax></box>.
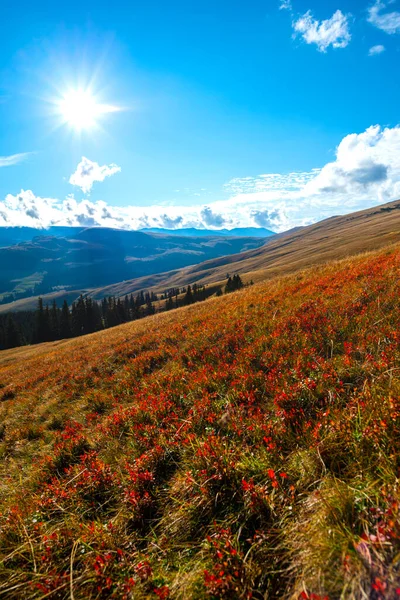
<box><xmin>0</xmin><ymin>152</ymin><xmax>32</xmax><ymax>167</ymax></box>
<box><xmin>251</xmin><ymin>209</ymin><xmax>283</xmax><ymax>229</ymax></box>
<box><xmin>0</xmin><ymin>190</ymin><xmax>55</xmax><ymax>227</ymax></box>
<box><xmin>26</xmin><ymin>206</ymin><xmax>40</xmax><ymax>219</ymax></box>
<box><xmin>210</xmin><ymin>125</ymin><xmax>400</xmax><ymax>232</ymax></box>
<box><xmin>368</xmin><ymin>44</ymin><xmax>386</xmax><ymax>55</ymax></box>
<box><xmin>200</xmin><ymin>207</ymin><xmax>225</xmax><ymax>227</ymax></box>
<box><xmin>368</xmin><ymin>1</ymin><xmax>400</xmax><ymax>34</ymax></box>
<box><xmin>302</xmin><ymin>126</ymin><xmax>398</xmax><ymax>198</ymax></box>
<box><xmin>158</xmin><ymin>214</ymin><xmax>184</xmax><ymax>229</ymax></box>
<box><xmin>2</xmin><ymin>125</ymin><xmax>400</xmax><ymax>234</ymax></box>
<box><xmin>69</xmin><ymin>157</ymin><xmax>121</xmax><ymax>194</ymax></box>
<box><xmin>293</xmin><ymin>9</ymin><xmax>351</xmax><ymax>51</ymax></box>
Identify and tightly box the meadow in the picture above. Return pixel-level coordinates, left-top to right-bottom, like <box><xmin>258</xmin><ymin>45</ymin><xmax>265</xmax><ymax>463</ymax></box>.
<box><xmin>0</xmin><ymin>244</ymin><xmax>400</xmax><ymax>599</ymax></box>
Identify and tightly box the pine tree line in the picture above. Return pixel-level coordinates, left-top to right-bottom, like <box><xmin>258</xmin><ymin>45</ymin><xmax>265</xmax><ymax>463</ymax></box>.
<box><xmin>0</xmin><ymin>290</ymin><xmax>158</xmax><ymax>350</ymax></box>
<box><xmin>162</xmin><ymin>283</ymin><xmax>208</xmax><ymax>310</ymax></box>
<box><xmin>0</xmin><ymin>284</ymin><xmax>209</xmax><ymax>351</ymax></box>
<box><xmin>32</xmin><ymin>291</ymin><xmax>161</xmax><ymax>345</ymax></box>
<box><xmin>0</xmin><ymin>277</ymin><xmax>246</xmax><ymax>351</ymax></box>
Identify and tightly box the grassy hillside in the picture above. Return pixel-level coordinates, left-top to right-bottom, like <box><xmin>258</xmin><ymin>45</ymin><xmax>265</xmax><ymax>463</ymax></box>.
<box><xmin>1</xmin><ymin>245</ymin><xmax>400</xmax><ymax>598</ymax></box>
<box><xmin>3</xmin><ymin>200</ymin><xmax>400</xmax><ymax>315</ymax></box>
<box><xmin>88</xmin><ymin>199</ymin><xmax>400</xmax><ymax>301</ymax></box>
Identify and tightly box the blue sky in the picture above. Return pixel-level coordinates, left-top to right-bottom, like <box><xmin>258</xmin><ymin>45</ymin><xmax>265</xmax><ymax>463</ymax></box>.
<box><xmin>1</xmin><ymin>0</ymin><xmax>400</xmax><ymax>231</ymax></box>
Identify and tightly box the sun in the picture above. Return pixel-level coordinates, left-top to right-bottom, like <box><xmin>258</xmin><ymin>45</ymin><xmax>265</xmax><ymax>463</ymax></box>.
<box><xmin>59</xmin><ymin>90</ymin><xmax>99</xmax><ymax>130</ymax></box>
<box><xmin>56</xmin><ymin>88</ymin><xmax>120</xmax><ymax>131</ymax></box>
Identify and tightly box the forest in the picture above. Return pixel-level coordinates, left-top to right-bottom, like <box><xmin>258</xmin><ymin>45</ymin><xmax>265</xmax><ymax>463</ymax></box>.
<box><xmin>0</xmin><ymin>276</ymin><xmax>244</xmax><ymax>350</ymax></box>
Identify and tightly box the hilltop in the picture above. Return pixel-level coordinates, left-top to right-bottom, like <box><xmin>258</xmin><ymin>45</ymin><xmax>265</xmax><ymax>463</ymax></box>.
<box><xmin>0</xmin><ymin>243</ymin><xmax>399</xmax><ymax>598</ymax></box>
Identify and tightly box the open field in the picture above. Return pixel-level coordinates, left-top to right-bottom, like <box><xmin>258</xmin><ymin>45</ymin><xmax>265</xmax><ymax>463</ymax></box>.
<box><xmin>0</xmin><ymin>244</ymin><xmax>400</xmax><ymax>598</ymax></box>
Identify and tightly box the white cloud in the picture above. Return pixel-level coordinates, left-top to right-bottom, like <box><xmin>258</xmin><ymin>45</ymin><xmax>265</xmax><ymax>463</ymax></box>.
<box><xmin>368</xmin><ymin>1</ymin><xmax>400</xmax><ymax>34</ymax></box>
<box><xmin>0</xmin><ymin>152</ymin><xmax>32</xmax><ymax>167</ymax></box>
<box><xmin>2</xmin><ymin>125</ymin><xmax>400</xmax><ymax>234</ymax></box>
<box><xmin>368</xmin><ymin>44</ymin><xmax>386</xmax><ymax>55</ymax></box>
<box><xmin>69</xmin><ymin>156</ymin><xmax>121</xmax><ymax>194</ymax></box>
<box><xmin>201</xmin><ymin>206</ymin><xmax>226</xmax><ymax>227</ymax></box>
<box><xmin>293</xmin><ymin>9</ymin><xmax>351</xmax><ymax>52</ymax></box>
<box><xmin>301</xmin><ymin>125</ymin><xmax>399</xmax><ymax>198</ymax></box>
<box><xmin>158</xmin><ymin>214</ymin><xmax>184</xmax><ymax>229</ymax></box>
<box><xmin>224</xmin><ymin>171</ymin><xmax>320</xmax><ymax>195</ymax></box>
<box><xmin>279</xmin><ymin>0</ymin><xmax>292</xmax><ymax>10</ymax></box>
<box><xmin>251</xmin><ymin>209</ymin><xmax>283</xmax><ymax>229</ymax></box>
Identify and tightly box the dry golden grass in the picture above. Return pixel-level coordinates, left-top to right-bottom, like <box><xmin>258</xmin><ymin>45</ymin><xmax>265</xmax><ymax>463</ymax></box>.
<box><xmin>90</xmin><ymin>199</ymin><xmax>400</xmax><ymax>299</ymax></box>
<box><xmin>1</xmin><ymin>243</ymin><xmax>400</xmax><ymax>598</ymax></box>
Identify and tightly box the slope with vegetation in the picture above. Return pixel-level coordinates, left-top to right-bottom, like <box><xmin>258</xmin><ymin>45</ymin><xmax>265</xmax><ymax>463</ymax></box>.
<box><xmin>0</xmin><ymin>282</ymin><xmax>220</xmax><ymax>350</ymax></box>
<box><xmin>0</xmin><ymin>245</ymin><xmax>400</xmax><ymax>598</ymax></box>
<box><xmin>88</xmin><ymin>199</ymin><xmax>400</xmax><ymax>301</ymax></box>
<box><xmin>4</xmin><ymin>199</ymin><xmax>400</xmax><ymax>315</ymax></box>
<box><xmin>0</xmin><ymin>228</ymin><xmax>266</xmax><ymax>309</ymax></box>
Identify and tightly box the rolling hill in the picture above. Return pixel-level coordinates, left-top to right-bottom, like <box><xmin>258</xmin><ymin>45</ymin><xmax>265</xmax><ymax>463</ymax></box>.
<box><xmin>0</xmin><ymin>243</ymin><xmax>399</xmax><ymax>598</ymax></box>
<box><xmin>2</xmin><ymin>199</ymin><xmax>400</xmax><ymax>315</ymax></box>
<box><xmin>0</xmin><ymin>226</ymin><xmax>85</xmax><ymax>248</ymax></box>
<box><xmin>0</xmin><ymin>228</ymin><xmax>267</xmax><ymax>308</ymax></box>
<box><xmin>88</xmin><ymin>199</ymin><xmax>400</xmax><ymax>300</ymax></box>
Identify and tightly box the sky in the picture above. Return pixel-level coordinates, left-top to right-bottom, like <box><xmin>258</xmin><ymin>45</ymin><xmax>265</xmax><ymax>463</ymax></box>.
<box><xmin>1</xmin><ymin>0</ymin><xmax>400</xmax><ymax>232</ymax></box>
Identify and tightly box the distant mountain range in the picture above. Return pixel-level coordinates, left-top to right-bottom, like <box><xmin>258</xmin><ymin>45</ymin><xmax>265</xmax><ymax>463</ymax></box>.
<box><xmin>0</xmin><ymin>227</ymin><xmax>268</xmax><ymax>307</ymax></box>
<box><xmin>0</xmin><ymin>226</ymin><xmax>274</xmax><ymax>249</ymax></box>
<box><xmin>4</xmin><ymin>200</ymin><xmax>400</xmax><ymax>314</ymax></box>
<box><xmin>84</xmin><ymin>199</ymin><xmax>400</xmax><ymax>302</ymax></box>
<box><xmin>140</xmin><ymin>227</ymin><xmax>275</xmax><ymax>238</ymax></box>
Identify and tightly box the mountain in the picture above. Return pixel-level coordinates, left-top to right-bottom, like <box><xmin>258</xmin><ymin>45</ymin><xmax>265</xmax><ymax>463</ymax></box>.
<box><xmin>141</xmin><ymin>226</ymin><xmax>275</xmax><ymax>237</ymax></box>
<box><xmin>0</xmin><ymin>227</ymin><xmax>267</xmax><ymax>307</ymax></box>
<box><xmin>0</xmin><ymin>226</ymin><xmax>85</xmax><ymax>248</ymax></box>
<box><xmin>3</xmin><ymin>199</ymin><xmax>400</xmax><ymax>313</ymax></box>
<box><xmin>0</xmin><ymin>225</ymin><xmax>274</xmax><ymax>249</ymax></box>
<box><xmin>88</xmin><ymin>199</ymin><xmax>400</xmax><ymax>299</ymax></box>
<box><xmin>1</xmin><ymin>242</ymin><xmax>399</xmax><ymax>598</ymax></box>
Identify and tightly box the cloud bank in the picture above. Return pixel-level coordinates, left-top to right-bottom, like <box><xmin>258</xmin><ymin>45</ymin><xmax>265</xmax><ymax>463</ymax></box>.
<box><xmin>69</xmin><ymin>157</ymin><xmax>121</xmax><ymax>194</ymax></box>
<box><xmin>1</xmin><ymin>125</ymin><xmax>400</xmax><ymax>233</ymax></box>
<box><xmin>293</xmin><ymin>9</ymin><xmax>351</xmax><ymax>52</ymax></box>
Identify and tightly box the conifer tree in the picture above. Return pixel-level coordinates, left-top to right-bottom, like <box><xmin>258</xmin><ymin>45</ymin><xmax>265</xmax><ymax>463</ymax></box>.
<box><xmin>34</xmin><ymin>297</ymin><xmax>51</xmax><ymax>343</ymax></box>
<box><xmin>225</xmin><ymin>274</ymin><xmax>243</xmax><ymax>294</ymax></box>
<box><xmin>5</xmin><ymin>316</ymin><xmax>20</xmax><ymax>349</ymax></box>
<box><xmin>166</xmin><ymin>295</ymin><xmax>174</xmax><ymax>311</ymax></box>
<box><xmin>184</xmin><ymin>285</ymin><xmax>194</xmax><ymax>305</ymax></box>
<box><xmin>129</xmin><ymin>294</ymin><xmax>135</xmax><ymax>317</ymax></box>
<box><xmin>145</xmin><ymin>293</ymin><xmax>155</xmax><ymax>316</ymax></box>
<box><xmin>60</xmin><ymin>300</ymin><xmax>72</xmax><ymax>339</ymax></box>
<box><xmin>225</xmin><ymin>277</ymin><xmax>233</xmax><ymax>294</ymax></box>
<box><xmin>72</xmin><ymin>295</ymin><xmax>86</xmax><ymax>335</ymax></box>
<box><xmin>50</xmin><ymin>300</ymin><xmax>59</xmax><ymax>339</ymax></box>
